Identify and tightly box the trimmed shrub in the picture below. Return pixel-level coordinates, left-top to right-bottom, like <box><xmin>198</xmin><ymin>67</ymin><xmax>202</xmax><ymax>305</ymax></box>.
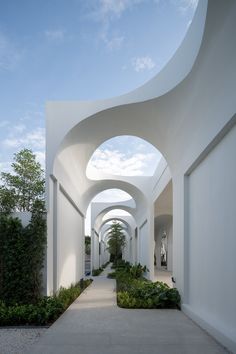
<box><xmin>107</xmin><ymin>271</ymin><xmax>116</xmax><ymax>279</ymax></box>
<box><xmin>0</xmin><ymin>210</ymin><xmax>46</xmax><ymax>305</ymax></box>
<box><xmin>114</xmin><ymin>265</ymin><xmax>181</xmax><ymax>309</ymax></box>
<box><xmin>92</xmin><ymin>268</ymin><xmax>103</xmax><ymax>276</ymax></box>
<box><xmin>0</xmin><ymin>279</ymin><xmax>92</xmax><ymax>326</ymax></box>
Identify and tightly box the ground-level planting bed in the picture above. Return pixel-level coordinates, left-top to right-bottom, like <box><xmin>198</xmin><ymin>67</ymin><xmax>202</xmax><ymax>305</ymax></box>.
<box><xmin>0</xmin><ymin>279</ymin><xmax>92</xmax><ymax>326</ymax></box>
<box><xmin>108</xmin><ymin>261</ymin><xmax>180</xmax><ymax>309</ymax></box>
<box><xmin>92</xmin><ymin>261</ymin><xmax>110</xmax><ymax>276</ymax></box>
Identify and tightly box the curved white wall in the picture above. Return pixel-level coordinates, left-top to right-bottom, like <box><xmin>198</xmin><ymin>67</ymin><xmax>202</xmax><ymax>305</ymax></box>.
<box><xmin>46</xmin><ymin>1</ymin><xmax>236</xmax><ymax>351</ymax></box>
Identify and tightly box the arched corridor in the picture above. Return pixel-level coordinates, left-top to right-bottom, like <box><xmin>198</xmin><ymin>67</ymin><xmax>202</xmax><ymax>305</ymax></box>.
<box><xmin>45</xmin><ymin>1</ymin><xmax>236</xmax><ymax>351</ymax></box>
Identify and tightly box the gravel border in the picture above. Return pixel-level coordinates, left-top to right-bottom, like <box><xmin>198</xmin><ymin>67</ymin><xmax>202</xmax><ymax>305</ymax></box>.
<box><xmin>0</xmin><ymin>327</ymin><xmax>48</xmax><ymax>354</ymax></box>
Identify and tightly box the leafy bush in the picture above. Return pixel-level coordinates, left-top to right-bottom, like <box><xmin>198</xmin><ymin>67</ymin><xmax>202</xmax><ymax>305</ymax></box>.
<box><xmin>0</xmin><ymin>279</ymin><xmax>92</xmax><ymax>326</ymax></box>
<box><xmin>129</xmin><ymin>264</ymin><xmax>148</xmax><ymax>278</ymax></box>
<box><xmin>0</xmin><ymin>210</ymin><xmax>46</xmax><ymax>305</ymax></box>
<box><xmin>111</xmin><ymin>259</ymin><xmax>130</xmax><ymax>269</ymax></box>
<box><xmin>107</xmin><ymin>271</ymin><xmax>117</xmax><ymax>279</ymax></box>
<box><xmin>114</xmin><ymin>265</ymin><xmax>181</xmax><ymax>309</ymax></box>
<box><xmin>102</xmin><ymin>261</ymin><xmax>110</xmax><ymax>268</ymax></box>
<box><xmin>92</xmin><ymin>268</ymin><xmax>103</xmax><ymax>276</ymax></box>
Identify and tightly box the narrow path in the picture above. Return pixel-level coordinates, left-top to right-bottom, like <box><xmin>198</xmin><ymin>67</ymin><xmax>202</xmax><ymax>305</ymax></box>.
<box><xmin>29</xmin><ymin>265</ymin><xmax>229</xmax><ymax>354</ymax></box>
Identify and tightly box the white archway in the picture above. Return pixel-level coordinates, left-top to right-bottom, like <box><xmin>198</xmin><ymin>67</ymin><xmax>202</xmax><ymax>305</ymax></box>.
<box><xmin>46</xmin><ymin>2</ymin><xmax>236</xmax><ymax>350</ymax></box>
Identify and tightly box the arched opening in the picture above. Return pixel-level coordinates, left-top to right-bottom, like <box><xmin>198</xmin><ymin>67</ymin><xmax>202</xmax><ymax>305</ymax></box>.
<box><xmin>86</xmin><ymin>135</ymin><xmax>163</xmax><ymax>180</ymax></box>
<box><xmin>91</xmin><ymin>203</ymin><xmax>137</xmax><ymax>271</ymax></box>
<box><xmin>84</xmin><ymin>136</ymin><xmax>172</xmax><ymax>279</ymax></box>
<box><xmin>153</xmin><ymin>180</ymin><xmax>173</xmax><ymax>287</ymax></box>
<box><xmin>86</xmin><ymin>188</ymin><xmax>137</xmax><ymax>273</ymax></box>
<box><xmin>100</xmin><ymin>218</ymin><xmax>132</xmax><ymax>265</ymax></box>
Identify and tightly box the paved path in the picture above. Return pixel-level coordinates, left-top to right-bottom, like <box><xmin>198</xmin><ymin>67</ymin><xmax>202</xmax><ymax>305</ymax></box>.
<box><xmin>29</xmin><ymin>265</ymin><xmax>229</xmax><ymax>354</ymax></box>
<box><xmin>154</xmin><ymin>269</ymin><xmax>173</xmax><ymax>287</ymax></box>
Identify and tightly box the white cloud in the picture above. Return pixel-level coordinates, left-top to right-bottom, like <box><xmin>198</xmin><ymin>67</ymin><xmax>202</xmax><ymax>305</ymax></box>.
<box><xmin>0</xmin><ymin>120</ymin><xmax>10</xmax><ymax>129</ymax></box>
<box><xmin>0</xmin><ymin>33</ymin><xmax>21</xmax><ymax>71</ymax></box>
<box><xmin>88</xmin><ymin>148</ymin><xmax>156</xmax><ymax>176</ymax></box>
<box><xmin>178</xmin><ymin>0</ymin><xmax>198</xmax><ymax>13</ymax></box>
<box><xmin>13</xmin><ymin>124</ymin><xmax>26</xmax><ymax>133</ymax></box>
<box><xmin>105</xmin><ymin>209</ymin><xmax>131</xmax><ymax>216</ymax></box>
<box><xmin>44</xmin><ymin>30</ymin><xmax>66</xmax><ymax>41</ymax></box>
<box><xmin>97</xmin><ymin>0</ymin><xmax>143</xmax><ymax>21</ymax></box>
<box><xmin>0</xmin><ymin>161</ymin><xmax>11</xmax><ymax>174</ymax></box>
<box><xmin>103</xmin><ymin>34</ymin><xmax>124</xmax><ymax>50</ymax></box>
<box><xmin>183</xmin><ymin>0</ymin><xmax>198</xmax><ymax>9</ymax></box>
<box><xmin>93</xmin><ymin>189</ymin><xmax>132</xmax><ymax>202</ymax></box>
<box><xmin>35</xmin><ymin>151</ymin><xmax>45</xmax><ymax>168</ymax></box>
<box><xmin>91</xmin><ymin>0</ymin><xmax>144</xmax><ymax>50</ymax></box>
<box><xmin>131</xmin><ymin>56</ymin><xmax>156</xmax><ymax>72</ymax></box>
<box><xmin>2</xmin><ymin>127</ymin><xmax>45</xmax><ymax>151</ymax></box>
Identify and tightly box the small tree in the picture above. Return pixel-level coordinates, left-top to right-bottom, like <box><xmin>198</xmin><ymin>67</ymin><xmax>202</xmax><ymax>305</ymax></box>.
<box><xmin>0</xmin><ymin>149</ymin><xmax>45</xmax><ymax>212</ymax></box>
<box><xmin>85</xmin><ymin>236</ymin><xmax>91</xmax><ymax>255</ymax></box>
<box><xmin>107</xmin><ymin>221</ymin><xmax>126</xmax><ymax>264</ymax></box>
<box><xmin>0</xmin><ymin>187</ymin><xmax>16</xmax><ymax>214</ymax></box>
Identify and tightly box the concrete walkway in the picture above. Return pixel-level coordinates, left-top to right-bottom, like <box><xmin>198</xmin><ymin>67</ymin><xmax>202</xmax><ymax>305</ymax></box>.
<box><xmin>154</xmin><ymin>268</ymin><xmax>173</xmax><ymax>287</ymax></box>
<box><xmin>29</xmin><ymin>265</ymin><xmax>229</xmax><ymax>354</ymax></box>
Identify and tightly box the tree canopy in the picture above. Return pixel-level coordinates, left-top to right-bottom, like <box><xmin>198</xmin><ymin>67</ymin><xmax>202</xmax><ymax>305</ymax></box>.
<box><xmin>0</xmin><ymin>149</ymin><xmax>45</xmax><ymax>213</ymax></box>
<box><xmin>107</xmin><ymin>221</ymin><xmax>126</xmax><ymax>263</ymax></box>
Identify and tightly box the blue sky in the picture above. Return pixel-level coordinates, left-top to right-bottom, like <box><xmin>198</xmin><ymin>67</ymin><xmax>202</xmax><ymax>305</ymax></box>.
<box><xmin>0</xmin><ymin>0</ymin><xmax>197</xmax><ymax>181</ymax></box>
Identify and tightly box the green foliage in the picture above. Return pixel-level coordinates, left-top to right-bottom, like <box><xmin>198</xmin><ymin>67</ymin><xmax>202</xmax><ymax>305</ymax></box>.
<box><xmin>115</xmin><ymin>266</ymin><xmax>181</xmax><ymax>309</ymax></box>
<box><xmin>92</xmin><ymin>268</ymin><xmax>103</xmax><ymax>276</ymax></box>
<box><xmin>0</xmin><ymin>298</ymin><xmax>63</xmax><ymax>326</ymax></box>
<box><xmin>0</xmin><ymin>211</ymin><xmax>46</xmax><ymax>305</ymax></box>
<box><xmin>0</xmin><ymin>280</ymin><xmax>92</xmax><ymax>326</ymax></box>
<box><xmin>129</xmin><ymin>264</ymin><xmax>148</xmax><ymax>278</ymax></box>
<box><xmin>117</xmin><ymin>281</ymin><xmax>181</xmax><ymax>309</ymax></box>
<box><xmin>0</xmin><ymin>148</ymin><xmax>45</xmax><ymax>212</ymax></box>
<box><xmin>56</xmin><ymin>279</ymin><xmax>92</xmax><ymax>309</ymax></box>
<box><xmin>0</xmin><ymin>187</ymin><xmax>15</xmax><ymax>214</ymax></box>
<box><xmin>107</xmin><ymin>271</ymin><xmax>117</xmax><ymax>279</ymax></box>
<box><xmin>107</xmin><ymin>222</ymin><xmax>126</xmax><ymax>263</ymax></box>
<box><xmin>111</xmin><ymin>259</ymin><xmax>130</xmax><ymax>270</ymax></box>
<box><xmin>85</xmin><ymin>236</ymin><xmax>91</xmax><ymax>255</ymax></box>
<box><xmin>92</xmin><ymin>262</ymin><xmax>109</xmax><ymax>276</ymax></box>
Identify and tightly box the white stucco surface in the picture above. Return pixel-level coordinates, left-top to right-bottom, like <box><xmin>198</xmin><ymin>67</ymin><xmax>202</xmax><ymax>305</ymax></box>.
<box><xmin>186</xmin><ymin>124</ymin><xmax>236</xmax><ymax>347</ymax></box>
<box><xmin>57</xmin><ymin>188</ymin><xmax>84</xmax><ymax>288</ymax></box>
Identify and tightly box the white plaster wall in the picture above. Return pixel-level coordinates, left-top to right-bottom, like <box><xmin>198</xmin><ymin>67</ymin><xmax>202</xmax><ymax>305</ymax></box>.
<box><xmin>123</xmin><ymin>230</ymin><xmax>130</xmax><ymax>262</ymax></box>
<box><xmin>100</xmin><ymin>240</ymin><xmax>109</xmax><ymax>266</ymax></box>
<box><xmin>133</xmin><ymin>228</ymin><xmax>138</xmax><ymax>264</ymax></box>
<box><xmin>92</xmin><ymin>232</ymin><xmax>100</xmax><ymax>270</ymax></box>
<box><xmin>139</xmin><ymin>221</ymin><xmax>148</xmax><ymax>267</ymax></box>
<box><xmin>46</xmin><ymin>177</ymin><xmax>54</xmax><ymax>294</ymax></box>
<box><xmin>167</xmin><ymin>224</ymin><xmax>173</xmax><ymax>272</ymax></box>
<box><xmin>186</xmin><ymin>124</ymin><xmax>236</xmax><ymax>349</ymax></box>
<box><xmin>57</xmin><ymin>189</ymin><xmax>84</xmax><ymax>288</ymax></box>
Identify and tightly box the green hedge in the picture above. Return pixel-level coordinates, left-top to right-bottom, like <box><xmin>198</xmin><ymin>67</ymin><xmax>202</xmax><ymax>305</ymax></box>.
<box><xmin>113</xmin><ymin>264</ymin><xmax>181</xmax><ymax>309</ymax></box>
<box><xmin>92</xmin><ymin>262</ymin><xmax>110</xmax><ymax>276</ymax></box>
<box><xmin>0</xmin><ymin>211</ymin><xmax>46</xmax><ymax>305</ymax></box>
<box><xmin>92</xmin><ymin>268</ymin><xmax>103</xmax><ymax>276</ymax></box>
<box><xmin>0</xmin><ymin>279</ymin><xmax>92</xmax><ymax>326</ymax></box>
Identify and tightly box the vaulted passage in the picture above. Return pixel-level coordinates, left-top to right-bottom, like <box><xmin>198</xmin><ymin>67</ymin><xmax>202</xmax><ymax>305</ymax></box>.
<box><xmin>45</xmin><ymin>1</ymin><xmax>236</xmax><ymax>352</ymax></box>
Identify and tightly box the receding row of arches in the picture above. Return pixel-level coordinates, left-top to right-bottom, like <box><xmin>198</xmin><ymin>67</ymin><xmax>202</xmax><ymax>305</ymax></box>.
<box><xmin>46</xmin><ymin>3</ymin><xmax>236</xmax><ymax>350</ymax></box>
<box><xmin>83</xmin><ymin>136</ymin><xmax>173</xmax><ymax>286</ymax></box>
